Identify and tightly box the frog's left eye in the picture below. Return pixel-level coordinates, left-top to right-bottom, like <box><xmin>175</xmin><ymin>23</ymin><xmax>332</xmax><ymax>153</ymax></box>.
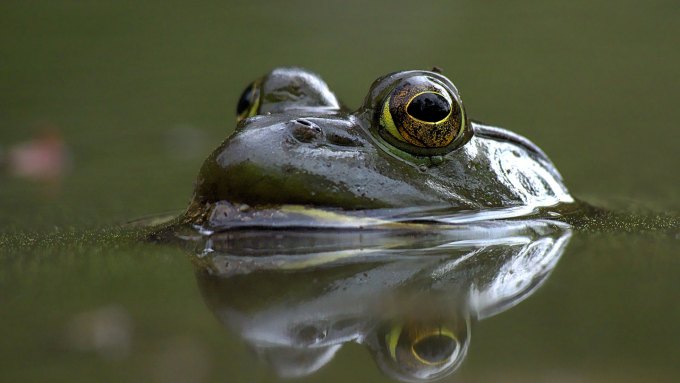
<box><xmin>379</xmin><ymin>76</ymin><xmax>467</xmax><ymax>155</ymax></box>
<box><xmin>236</xmin><ymin>81</ymin><xmax>261</xmax><ymax>122</ymax></box>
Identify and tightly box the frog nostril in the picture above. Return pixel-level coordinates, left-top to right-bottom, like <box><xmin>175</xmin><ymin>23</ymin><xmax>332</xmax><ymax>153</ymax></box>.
<box><xmin>290</xmin><ymin>119</ymin><xmax>322</xmax><ymax>143</ymax></box>
<box><xmin>296</xmin><ymin>118</ymin><xmax>313</xmax><ymax>127</ymax></box>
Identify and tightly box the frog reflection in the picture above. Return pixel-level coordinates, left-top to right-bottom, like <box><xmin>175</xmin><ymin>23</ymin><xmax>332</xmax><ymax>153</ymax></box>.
<box><xmin>191</xmin><ymin>220</ymin><xmax>571</xmax><ymax>381</ymax></box>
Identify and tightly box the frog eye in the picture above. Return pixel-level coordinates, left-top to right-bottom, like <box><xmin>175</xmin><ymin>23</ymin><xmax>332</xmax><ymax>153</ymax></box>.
<box><xmin>386</xmin><ymin>324</ymin><xmax>460</xmax><ymax>367</ymax></box>
<box><xmin>410</xmin><ymin>332</ymin><xmax>459</xmax><ymax>365</ymax></box>
<box><xmin>379</xmin><ymin>76</ymin><xmax>467</xmax><ymax>155</ymax></box>
<box><xmin>236</xmin><ymin>81</ymin><xmax>261</xmax><ymax>122</ymax></box>
<box><xmin>375</xmin><ymin>321</ymin><xmax>465</xmax><ymax>381</ymax></box>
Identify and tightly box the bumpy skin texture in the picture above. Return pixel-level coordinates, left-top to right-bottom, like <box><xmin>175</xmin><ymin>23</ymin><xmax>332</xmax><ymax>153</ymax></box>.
<box><xmin>191</xmin><ymin>68</ymin><xmax>572</xmax><ymax>213</ymax></box>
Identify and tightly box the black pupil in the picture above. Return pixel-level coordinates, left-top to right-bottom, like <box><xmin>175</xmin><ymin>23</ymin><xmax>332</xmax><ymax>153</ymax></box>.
<box><xmin>406</xmin><ymin>93</ymin><xmax>451</xmax><ymax>122</ymax></box>
<box><xmin>236</xmin><ymin>83</ymin><xmax>255</xmax><ymax>116</ymax></box>
<box><xmin>413</xmin><ymin>335</ymin><xmax>457</xmax><ymax>364</ymax></box>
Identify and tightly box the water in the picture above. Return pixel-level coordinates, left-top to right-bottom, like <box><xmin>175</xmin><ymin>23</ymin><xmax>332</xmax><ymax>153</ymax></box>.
<box><xmin>1</xmin><ymin>219</ymin><xmax>677</xmax><ymax>382</ymax></box>
<box><xmin>1</xmin><ymin>1</ymin><xmax>679</xmax><ymax>382</ymax></box>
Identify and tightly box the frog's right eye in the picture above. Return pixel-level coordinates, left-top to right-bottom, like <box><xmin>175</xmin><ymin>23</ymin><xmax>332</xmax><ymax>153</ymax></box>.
<box><xmin>377</xmin><ymin>75</ymin><xmax>468</xmax><ymax>156</ymax></box>
<box><xmin>236</xmin><ymin>81</ymin><xmax>260</xmax><ymax>122</ymax></box>
<box><xmin>386</xmin><ymin>324</ymin><xmax>461</xmax><ymax>367</ymax></box>
<box><xmin>373</xmin><ymin>320</ymin><xmax>468</xmax><ymax>381</ymax></box>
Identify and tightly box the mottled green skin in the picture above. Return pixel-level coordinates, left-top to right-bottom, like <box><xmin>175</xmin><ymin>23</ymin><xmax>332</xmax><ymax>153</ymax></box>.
<box><xmin>189</xmin><ymin>68</ymin><xmax>572</xmax><ymax>222</ymax></box>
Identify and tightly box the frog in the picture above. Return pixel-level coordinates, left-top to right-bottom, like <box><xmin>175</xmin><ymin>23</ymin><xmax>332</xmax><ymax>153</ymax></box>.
<box><xmin>183</xmin><ymin>67</ymin><xmax>573</xmax><ymax>230</ymax></box>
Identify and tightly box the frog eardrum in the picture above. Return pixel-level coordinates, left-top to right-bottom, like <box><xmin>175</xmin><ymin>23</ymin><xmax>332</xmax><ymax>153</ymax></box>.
<box><xmin>378</xmin><ymin>75</ymin><xmax>468</xmax><ymax>156</ymax></box>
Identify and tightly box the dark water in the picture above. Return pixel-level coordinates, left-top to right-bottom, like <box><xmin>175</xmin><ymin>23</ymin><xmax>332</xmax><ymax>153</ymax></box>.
<box><xmin>1</xmin><ymin>1</ymin><xmax>679</xmax><ymax>382</ymax></box>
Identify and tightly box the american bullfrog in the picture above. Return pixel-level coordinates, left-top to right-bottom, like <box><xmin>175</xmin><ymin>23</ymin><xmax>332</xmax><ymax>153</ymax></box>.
<box><xmin>184</xmin><ymin>67</ymin><xmax>573</xmax><ymax>230</ymax></box>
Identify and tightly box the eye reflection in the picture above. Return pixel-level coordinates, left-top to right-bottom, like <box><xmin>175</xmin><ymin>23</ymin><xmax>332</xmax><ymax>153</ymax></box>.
<box><xmin>370</xmin><ymin>305</ymin><xmax>470</xmax><ymax>382</ymax></box>
<box><xmin>412</xmin><ymin>332</ymin><xmax>458</xmax><ymax>365</ymax></box>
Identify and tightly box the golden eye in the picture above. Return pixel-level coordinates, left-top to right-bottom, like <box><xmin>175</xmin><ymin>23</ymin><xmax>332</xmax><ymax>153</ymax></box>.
<box><xmin>236</xmin><ymin>81</ymin><xmax>261</xmax><ymax>122</ymax></box>
<box><xmin>386</xmin><ymin>324</ymin><xmax>459</xmax><ymax>366</ymax></box>
<box><xmin>411</xmin><ymin>331</ymin><xmax>458</xmax><ymax>366</ymax></box>
<box><xmin>374</xmin><ymin>316</ymin><xmax>470</xmax><ymax>381</ymax></box>
<box><xmin>379</xmin><ymin>76</ymin><xmax>466</xmax><ymax>155</ymax></box>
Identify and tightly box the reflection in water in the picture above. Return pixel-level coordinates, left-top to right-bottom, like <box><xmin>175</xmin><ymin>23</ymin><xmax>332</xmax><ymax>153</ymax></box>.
<box><xmin>188</xmin><ymin>220</ymin><xmax>571</xmax><ymax>382</ymax></box>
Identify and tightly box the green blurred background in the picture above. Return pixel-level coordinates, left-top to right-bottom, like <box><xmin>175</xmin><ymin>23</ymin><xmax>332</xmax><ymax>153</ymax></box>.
<box><xmin>2</xmin><ymin>0</ymin><xmax>678</xmax><ymax>230</ymax></box>
<box><xmin>1</xmin><ymin>1</ymin><xmax>678</xmax><ymax>382</ymax></box>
